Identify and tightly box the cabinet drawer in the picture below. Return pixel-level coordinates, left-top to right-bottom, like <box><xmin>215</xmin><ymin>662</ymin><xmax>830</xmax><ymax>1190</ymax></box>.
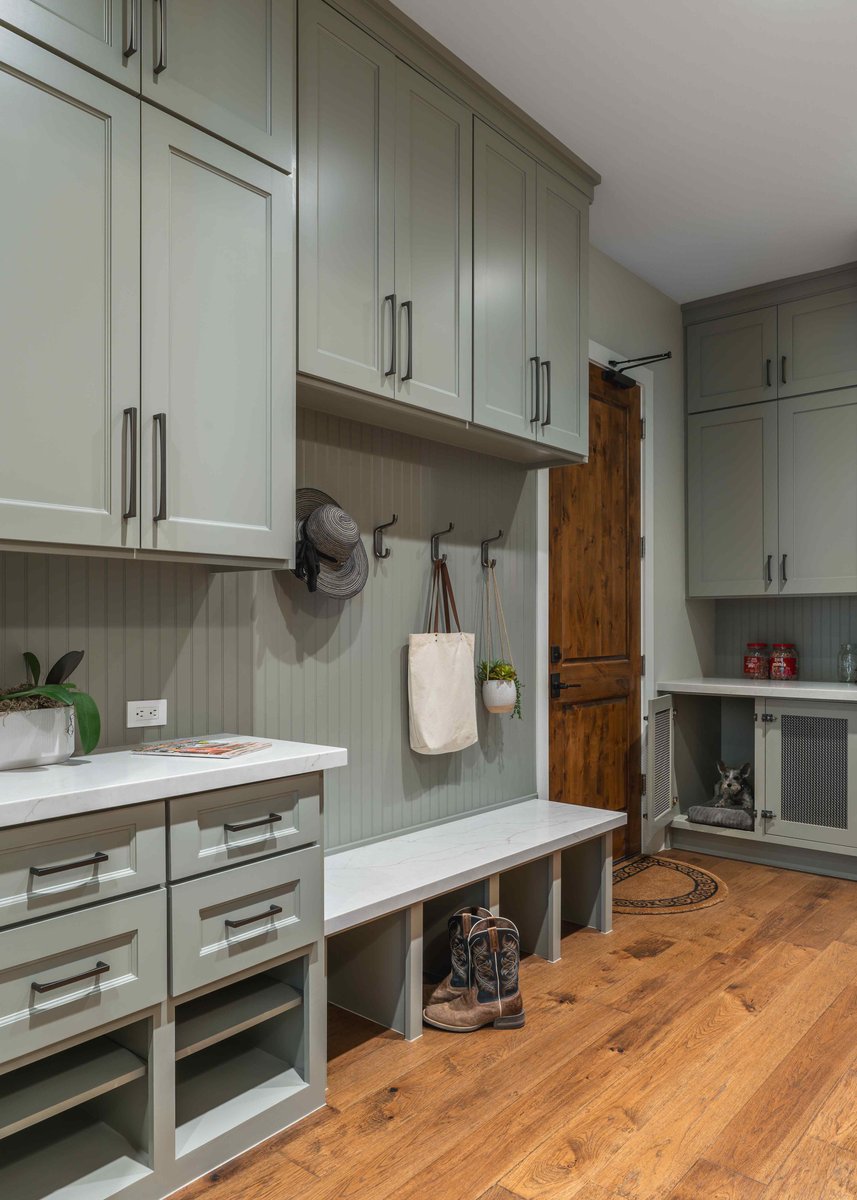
<box><xmin>169</xmin><ymin>847</ymin><xmax>321</xmax><ymax>996</ymax></box>
<box><xmin>0</xmin><ymin>805</ymin><xmax>166</xmax><ymax>929</ymax></box>
<box><xmin>0</xmin><ymin>890</ymin><xmax>167</xmax><ymax>1066</ymax></box>
<box><xmin>168</xmin><ymin>776</ymin><xmax>320</xmax><ymax>881</ymax></box>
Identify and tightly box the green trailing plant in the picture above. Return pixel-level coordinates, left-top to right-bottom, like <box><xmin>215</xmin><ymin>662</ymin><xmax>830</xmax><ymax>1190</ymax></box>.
<box><xmin>2</xmin><ymin>650</ymin><xmax>101</xmax><ymax>754</ymax></box>
<box><xmin>477</xmin><ymin>658</ymin><xmax>523</xmax><ymax>720</ymax></box>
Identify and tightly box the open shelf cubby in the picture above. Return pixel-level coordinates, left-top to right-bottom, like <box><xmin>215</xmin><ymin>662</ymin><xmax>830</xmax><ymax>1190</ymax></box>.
<box><xmin>672</xmin><ymin>693</ymin><xmax>757</xmax><ymax>833</ymax></box>
<box><xmin>175</xmin><ymin>972</ymin><xmax>302</xmax><ymax>1061</ymax></box>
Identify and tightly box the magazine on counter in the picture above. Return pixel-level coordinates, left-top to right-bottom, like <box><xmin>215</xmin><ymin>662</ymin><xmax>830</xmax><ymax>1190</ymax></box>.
<box><xmin>133</xmin><ymin>737</ymin><xmax>272</xmax><ymax>759</ymax></box>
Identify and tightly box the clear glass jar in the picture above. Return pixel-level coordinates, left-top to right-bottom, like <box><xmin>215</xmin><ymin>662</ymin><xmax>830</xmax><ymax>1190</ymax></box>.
<box><xmin>838</xmin><ymin>643</ymin><xmax>857</xmax><ymax>684</ymax></box>
<box><xmin>770</xmin><ymin>643</ymin><xmax>799</xmax><ymax>680</ymax></box>
<box><xmin>743</xmin><ymin>642</ymin><xmax>770</xmax><ymax>679</ymax></box>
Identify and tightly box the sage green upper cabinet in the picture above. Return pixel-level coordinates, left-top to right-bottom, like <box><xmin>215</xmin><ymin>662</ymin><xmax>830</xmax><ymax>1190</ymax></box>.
<box><xmin>0</xmin><ymin>32</ymin><xmax>140</xmax><ymax>551</ymax></box>
<box><xmin>298</xmin><ymin>0</ymin><xmax>396</xmax><ymax>398</ymax></box>
<box><xmin>141</xmin><ymin>0</ymin><xmax>294</xmax><ymax>171</ymax></box>
<box><xmin>778</xmin><ymin>287</ymin><xmax>857</xmax><ymax>399</ymax></box>
<box><xmin>0</xmin><ymin>0</ymin><xmax>140</xmax><ymax>88</ymax></box>
<box><xmin>778</xmin><ymin>389</ymin><xmax>857</xmax><ymax>595</ymax></box>
<box><xmin>473</xmin><ymin>120</ymin><xmax>538</xmax><ymax>439</ymax></box>
<box><xmin>141</xmin><ymin>106</ymin><xmax>293</xmax><ymax>561</ymax></box>
<box><xmin>687</xmin><ymin>403</ymin><xmax>779</xmax><ymax>598</ymax></box>
<box><xmin>535</xmin><ymin>164</ymin><xmax>588</xmax><ymax>456</ymax></box>
<box><xmin>393</xmin><ymin>61</ymin><xmax>471</xmax><ymax>421</ymax></box>
<box><xmin>686</xmin><ymin>308</ymin><xmax>777</xmax><ymax>414</ymax></box>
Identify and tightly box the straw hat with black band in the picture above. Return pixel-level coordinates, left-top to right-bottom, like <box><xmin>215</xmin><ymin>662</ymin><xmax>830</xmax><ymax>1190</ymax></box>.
<box><xmin>293</xmin><ymin>488</ymin><xmax>368</xmax><ymax>600</ymax></box>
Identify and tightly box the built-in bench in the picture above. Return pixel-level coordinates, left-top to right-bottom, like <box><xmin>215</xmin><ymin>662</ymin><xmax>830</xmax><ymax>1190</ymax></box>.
<box><xmin>324</xmin><ymin>800</ymin><xmax>626</xmax><ymax>1040</ymax></box>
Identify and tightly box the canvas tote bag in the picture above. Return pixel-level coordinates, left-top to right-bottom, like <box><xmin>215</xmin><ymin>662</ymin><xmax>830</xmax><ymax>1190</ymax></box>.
<box><xmin>408</xmin><ymin>559</ymin><xmax>478</xmax><ymax>755</ymax></box>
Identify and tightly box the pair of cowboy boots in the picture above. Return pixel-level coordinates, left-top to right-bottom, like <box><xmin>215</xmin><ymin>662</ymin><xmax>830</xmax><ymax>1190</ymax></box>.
<box><xmin>423</xmin><ymin>906</ymin><xmax>525</xmax><ymax>1032</ymax></box>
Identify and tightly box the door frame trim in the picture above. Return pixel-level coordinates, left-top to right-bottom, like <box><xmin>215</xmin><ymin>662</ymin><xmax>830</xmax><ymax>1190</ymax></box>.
<box><xmin>536</xmin><ymin>341</ymin><xmax>655</xmax><ymax>844</ymax></box>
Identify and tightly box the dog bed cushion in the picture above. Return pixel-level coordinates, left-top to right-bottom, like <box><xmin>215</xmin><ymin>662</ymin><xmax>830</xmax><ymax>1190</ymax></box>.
<box><xmin>687</xmin><ymin>804</ymin><xmax>754</xmax><ymax>831</ymax></box>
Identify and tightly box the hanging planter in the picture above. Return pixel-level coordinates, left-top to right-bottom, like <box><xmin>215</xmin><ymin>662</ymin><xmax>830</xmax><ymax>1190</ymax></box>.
<box><xmin>481</xmin><ymin>676</ymin><xmax>517</xmax><ymax>715</ymax></box>
<box><xmin>478</xmin><ymin>565</ymin><xmax>523</xmax><ymax>719</ymax></box>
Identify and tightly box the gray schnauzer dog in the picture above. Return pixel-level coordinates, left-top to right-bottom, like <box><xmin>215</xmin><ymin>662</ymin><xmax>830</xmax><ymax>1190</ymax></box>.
<box><xmin>713</xmin><ymin>761</ymin><xmax>754</xmax><ymax>812</ymax></box>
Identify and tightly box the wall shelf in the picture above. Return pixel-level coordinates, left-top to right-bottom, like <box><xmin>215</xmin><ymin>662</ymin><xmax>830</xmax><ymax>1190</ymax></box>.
<box><xmin>175</xmin><ymin>975</ymin><xmax>302</xmax><ymax>1061</ymax></box>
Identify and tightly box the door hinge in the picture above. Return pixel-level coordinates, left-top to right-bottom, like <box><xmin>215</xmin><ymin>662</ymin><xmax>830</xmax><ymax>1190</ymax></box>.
<box><xmin>640</xmin><ymin>416</ymin><xmax>646</xmax><ymax>440</ymax></box>
<box><xmin>761</xmin><ymin>713</ymin><xmax>776</xmax><ymax>723</ymax></box>
<box><xmin>640</xmin><ymin>535</ymin><xmax>646</xmax><ymax>559</ymax></box>
<box><xmin>641</xmin><ymin>773</ymin><xmax>647</xmax><ymax>796</ymax></box>
<box><xmin>641</xmin><ymin>654</ymin><xmax>646</xmax><ymax>677</ymax></box>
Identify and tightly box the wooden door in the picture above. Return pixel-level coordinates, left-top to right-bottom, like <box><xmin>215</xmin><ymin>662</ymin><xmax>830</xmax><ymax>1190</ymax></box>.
<box><xmin>687</xmin><ymin>402</ymin><xmax>779</xmax><ymax>597</ymax></box>
<box><xmin>393</xmin><ymin>61</ymin><xmax>471</xmax><ymax>421</ymax></box>
<box><xmin>535</xmin><ymin>165</ymin><xmax>588</xmax><ymax>457</ymax></box>
<box><xmin>141</xmin><ymin>0</ymin><xmax>293</xmax><ymax>170</ymax></box>
<box><xmin>778</xmin><ymin>286</ymin><xmax>857</xmax><ymax>398</ymax></box>
<box><xmin>0</xmin><ymin>0</ymin><xmax>140</xmax><ymax>87</ymax></box>
<box><xmin>686</xmin><ymin>308</ymin><xmax>777</xmax><ymax>414</ymax></box>
<box><xmin>0</xmin><ymin>32</ymin><xmax>140</xmax><ymax>551</ymax></box>
<box><xmin>473</xmin><ymin>119</ymin><xmax>538</xmax><ymax>439</ymax></box>
<box><xmin>298</xmin><ymin>0</ymin><xmax>396</xmax><ymax>397</ymax></box>
<box><xmin>141</xmin><ymin>106</ymin><xmax>293</xmax><ymax>560</ymax></box>
<box><xmin>779</xmin><ymin>389</ymin><xmax>857</xmax><ymax>594</ymax></box>
<box><xmin>549</xmin><ymin>363</ymin><xmax>642</xmax><ymax>858</ymax></box>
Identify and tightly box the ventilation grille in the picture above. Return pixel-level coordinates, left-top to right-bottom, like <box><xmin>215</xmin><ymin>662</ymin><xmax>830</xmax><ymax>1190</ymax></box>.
<box><xmin>651</xmin><ymin>707</ymin><xmax>672</xmax><ymax>821</ymax></box>
<box><xmin>781</xmin><ymin>714</ymin><xmax>847</xmax><ymax>829</ymax></box>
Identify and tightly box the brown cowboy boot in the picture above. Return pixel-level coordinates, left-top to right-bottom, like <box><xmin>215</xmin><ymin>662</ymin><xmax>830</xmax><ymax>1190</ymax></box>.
<box><xmin>423</xmin><ymin>916</ymin><xmax>525</xmax><ymax>1032</ymax></box>
<box><xmin>425</xmin><ymin>906</ymin><xmax>492</xmax><ymax>1005</ymax></box>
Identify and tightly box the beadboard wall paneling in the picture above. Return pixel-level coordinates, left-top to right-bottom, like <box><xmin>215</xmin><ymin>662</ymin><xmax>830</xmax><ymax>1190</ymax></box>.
<box><xmin>715</xmin><ymin>597</ymin><xmax>857</xmax><ymax>682</ymax></box>
<box><xmin>253</xmin><ymin>408</ymin><xmax>538</xmax><ymax>851</ymax></box>
<box><xmin>0</xmin><ymin>553</ymin><xmax>254</xmax><ymax>749</ymax></box>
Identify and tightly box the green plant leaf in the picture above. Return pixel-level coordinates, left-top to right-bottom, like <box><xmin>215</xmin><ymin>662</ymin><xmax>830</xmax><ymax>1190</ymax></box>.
<box><xmin>22</xmin><ymin>652</ymin><xmax>40</xmax><ymax>687</ymax></box>
<box><xmin>71</xmin><ymin>691</ymin><xmax>101</xmax><ymax>755</ymax></box>
<box><xmin>46</xmin><ymin>650</ymin><xmax>85</xmax><ymax>686</ymax></box>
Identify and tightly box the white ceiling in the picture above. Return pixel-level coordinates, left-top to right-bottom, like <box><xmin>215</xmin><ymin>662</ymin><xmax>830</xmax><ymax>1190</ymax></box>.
<box><xmin>394</xmin><ymin>0</ymin><xmax>857</xmax><ymax>304</ymax></box>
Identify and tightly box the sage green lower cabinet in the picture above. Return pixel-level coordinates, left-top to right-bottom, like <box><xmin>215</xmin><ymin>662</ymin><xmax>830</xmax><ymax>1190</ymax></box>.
<box><xmin>0</xmin><ymin>32</ymin><xmax>140</xmax><ymax>552</ymax></box>
<box><xmin>0</xmin><ymin>0</ymin><xmax>140</xmax><ymax>88</ymax></box>
<box><xmin>778</xmin><ymin>286</ymin><xmax>857</xmax><ymax>398</ymax></box>
<box><xmin>778</xmin><ymin>389</ymin><xmax>857</xmax><ymax>595</ymax></box>
<box><xmin>686</xmin><ymin>307</ymin><xmax>777</xmax><ymax>414</ymax></box>
<box><xmin>141</xmin><ymin>105</ymin><xmax>294</xmax><ymax>561</ymax></box>
<box><xmin>687</xmin><ymin>403</ymin><xmax>779</xmax><ymax>598</ymax></box>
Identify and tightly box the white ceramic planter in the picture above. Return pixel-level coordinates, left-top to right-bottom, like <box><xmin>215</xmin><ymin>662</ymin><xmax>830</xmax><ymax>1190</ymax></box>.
<box><xmin>482</xmin><ymin>679</ymin><xmax>516</xmax><ymax>715</ymax></box>
<box><xmin>0</xmin><ymin>706</ymin><xmax>75</xmax><ymax>770</ymax></box>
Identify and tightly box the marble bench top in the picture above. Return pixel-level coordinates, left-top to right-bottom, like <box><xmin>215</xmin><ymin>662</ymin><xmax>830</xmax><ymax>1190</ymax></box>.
<box><xmin>324</xmin><ymin>799</ymin><xmax>625</xmax><ymax>936</ymax></box>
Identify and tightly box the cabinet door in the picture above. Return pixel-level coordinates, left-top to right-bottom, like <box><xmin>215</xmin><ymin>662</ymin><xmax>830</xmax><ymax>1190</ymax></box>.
<box><xmin>0</xmin><ymin>33</ymin><xmax>140</xmax><ymax>550</ymax></box>
<box><xmin>778</xmin><ymin>389</ymin><xmax>857</xmax><ymax>594</ymax></box>
<box><xmin>535</xmin><ymin>165</ymin><xmax>588</xmax><ymax>456</ymax></box>
<box><xmin>646</xmin><ymin>695</ymin><xmax>676</xmax><ymax>837</ymax></box>
<box><xmin>298</xmin><ymin>0</ymin><xmax>395</xmax><ymax>397</ymax></box>
<box><xmin>141</xmin><ymin>106</ymin><xmax>293</xmax><ymax>560</ymax></box>
<box><xmin>764</xmin><ymin>703</ymin><xmax>857</xmax><ymax>848</ymax></box>
<box><xmin>0</xmin><ymin>0</ymin><xmax>140</xmax><ymax>87</ymax></box>
<box><xmin>687</xmin><ymin>308</ymin><xmax>777</xmax><ymax>414</ymax></box>
<box><xmin>687</xmin><ymin>403</ymin><xmax>778</xmax><ymax>597</ymax></box>
<box><xmin>778</xmin><ymin>286</ymin><xmax>857</xmax><ymax>398</ymax></box>
<box><xmin>141</xmin><ymin>0</ymin><xmax>293</xmax><ymax>170</ymax></box>
<box><xmin>393</xmin><ymin>61</ymin><xmax>471</xmax><ymax>421</ymax></box>
<box><xmin>473</xmin><ymin>120</ymin><xmax>538</xmax><ymax>438</ymax></box>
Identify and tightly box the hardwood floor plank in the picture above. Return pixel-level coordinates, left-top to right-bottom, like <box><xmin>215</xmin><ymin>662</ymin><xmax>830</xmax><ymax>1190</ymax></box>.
<box><xmin>665</xmin><ymin>1159</ymin><xmax>764</xmax><ymax>1200</ymax></box>
<box><xmin>761</xmin><ymin>1134</ymin><xmax>857</xmax><ymax>1199</ymax></box>
<box><xmin>807</xmin><ymin>1068</ymin><xmax>857</xmax><ymax>1155</ymax></box>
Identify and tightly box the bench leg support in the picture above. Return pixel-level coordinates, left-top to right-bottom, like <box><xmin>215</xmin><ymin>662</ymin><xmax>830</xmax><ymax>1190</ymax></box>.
<box><xmin>404</xmin><ymin>903</ymin><xmax>423</xmax><ymax>1042</ymax></box>
<box><xmin>487</xmin><ymin>873</ymin><xmax>501</xmax><ymax>916</ymax></box>
<box><xmin>561</xmin><ymin>832</ymin><xmax>613</xmax><ymax>934</ymax></box>
<box><xmin>327</xmin><ymin>906</ymin><xmax>424</xmax><ymax>1040</ymax></box>
<box><xmin>499</xmin><ymin>852</ymin><xmax>561</xmax><ymax>961</ymax></box>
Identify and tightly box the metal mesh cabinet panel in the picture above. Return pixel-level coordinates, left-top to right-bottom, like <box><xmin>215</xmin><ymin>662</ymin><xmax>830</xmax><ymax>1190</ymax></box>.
<box><xmin>781</xmin><ymin>714</ymin><xmax>848</xmax><ymax>829</ymax></box>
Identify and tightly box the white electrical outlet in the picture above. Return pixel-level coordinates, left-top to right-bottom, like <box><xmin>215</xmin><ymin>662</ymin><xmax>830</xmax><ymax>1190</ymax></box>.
<box><xmin>127</xmin><ymin>699</ymin><xmax>167</xmax><ymax>728</ymax></box>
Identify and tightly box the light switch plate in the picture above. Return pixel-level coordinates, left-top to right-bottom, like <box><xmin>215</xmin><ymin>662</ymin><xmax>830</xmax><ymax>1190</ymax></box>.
<box><xmin>127</xmin><ymin>699</ymin><xmax>167</xmax><ymax>728</ymax></box>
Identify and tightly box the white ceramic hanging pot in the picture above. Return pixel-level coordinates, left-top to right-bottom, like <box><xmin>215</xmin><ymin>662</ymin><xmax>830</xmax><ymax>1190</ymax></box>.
<box><xmin>0</xmin><ymin>706</ymin><xmax>75</xmax><ymax>770</ymax></box>
<box><xmin>482</xmin><ymin>679</ymin><xmax>516</xmax><ymax>715</ymax></box>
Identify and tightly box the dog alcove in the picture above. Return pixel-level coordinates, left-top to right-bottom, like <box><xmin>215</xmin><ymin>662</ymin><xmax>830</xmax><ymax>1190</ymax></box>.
<box><xmin>672</xmin><ymin>695</ymin><xmax>757</xmax><ymax>833</ymax></box>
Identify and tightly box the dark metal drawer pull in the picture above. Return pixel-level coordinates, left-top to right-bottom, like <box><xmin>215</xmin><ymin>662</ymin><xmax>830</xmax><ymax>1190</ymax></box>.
<box><xmin>154</xmin><ymin>0</ymin><xmax>167</xmax><ymax>74</ymax></box>
<box><xmin>384</xmin><ymin>294</ymin><xmax>397</xmax><ymax>378</ymax></box>
<box><xmin>154</xmin><ymin>412</ymin><xmax>167</xmax><ymax>521</ymax></box>
<box><xmin>765</xmin><ymin>358</ymin><xmax>771</xmax><ymax>388</ymax></box>
<box><xmin>32</xmin><ymin>961</ymin><xmax>110</xmax><ymax>994</ymax></box>
<box><xmin>124</xmin><ymin>0</ymin><xmax>137</xmax><ymax>58</ymax></box>
<box><xmin>402</xmin><ymin>300</ymin><xmax>413</xmax><ymax>381</ymax></box>
<box><xmin>225</xmin><ymin>904</ymin><xmax>283</xmax><ymax>930</ymax></box>
<box><xmin>781</xmin><ymin>355</ymin><xmax>787</xmax><ymax>385</ymax></box>
<box><xmin>223</xmin><ymin>813</ymin><xmax>283</xmax><ymax>833</ymax></box>
<box><xmin>30</xmin><ymin>851</ymin><xmax>109</xmax><ymax>878</ymax></box>
<box><xmin>123</xmin><ymin>407</ymin><xmax>137</xmax><ymax>520</ymax></box>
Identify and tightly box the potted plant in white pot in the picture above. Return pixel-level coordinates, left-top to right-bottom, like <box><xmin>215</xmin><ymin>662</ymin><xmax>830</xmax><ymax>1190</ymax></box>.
<box><xmin>0</xmin><ymin>650</ymin><xmax>101</xmax><ymax>770</ymax></box>
<box><xmin>477</xmin><ymin>658</ymin><xmax>522</xmax><ymax>719</ymax></box>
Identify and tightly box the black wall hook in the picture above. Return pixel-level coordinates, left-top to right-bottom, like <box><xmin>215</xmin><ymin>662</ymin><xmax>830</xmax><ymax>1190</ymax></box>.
<box><xmin>481</xmin><ymin>530</ymin><xmax>503</xmax><ymax>569</ymax></box>
<box><xmin>373</xmin><ymin>513</ymin><xmax>398</xmax><ymax>559</ymax></box>
<box><xmin>431</xmin><ymin>522</ymin><xmax>454</xmax><ymax>563</ymax></box>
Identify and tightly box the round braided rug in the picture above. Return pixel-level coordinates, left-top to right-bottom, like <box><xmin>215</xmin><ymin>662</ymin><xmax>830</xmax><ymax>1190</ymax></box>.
<box><xmin>613</xmin><ymin>855</ymin><xmax>727</xmax><ymax>914</ymax></box>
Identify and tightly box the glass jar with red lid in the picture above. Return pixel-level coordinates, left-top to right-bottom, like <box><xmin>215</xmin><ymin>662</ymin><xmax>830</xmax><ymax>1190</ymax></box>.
<box><xmin>770</xmin><ymin>643</ymin><xmax>799</xmax><ymax>680</ymax></box>
<box><xmin>743</xmin><ymin>643</ymin><xmax>770</xmax><ymax>679</ymax></box>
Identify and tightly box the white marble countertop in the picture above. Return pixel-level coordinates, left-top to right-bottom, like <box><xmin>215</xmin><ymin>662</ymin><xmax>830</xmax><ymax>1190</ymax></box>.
<box><xmin>658</xmin><ymin>676</ymin><xmax>857</xmax><ymax>703</ymax></box>
<box><xmin>0</xmin><ymin>737</ymin><xmax>347</xmax><ymax>828</ymax></box>
<box><xmin>324</xmin><ymin>799</ymin><xmax>625</xmax><ymax>936</ymax></box>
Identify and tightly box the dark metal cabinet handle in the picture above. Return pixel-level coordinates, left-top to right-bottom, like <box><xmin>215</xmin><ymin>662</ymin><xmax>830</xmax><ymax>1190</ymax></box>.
<box><xmin>224</xmin><ymin>813</ymin><xmax>283</xmax><ymax>833</ymax></box>
<box><xmin>32</xmin><ymin>961</ymin><xmax>110</xmax><ymax>995</ymax></box>
<box><xmin>123</xmin><ymin>407</ymin><xmax>137</xmax><ymax>520</ymax></box>
<box><xmin>402</xmin><ymin>301</ymin><xmax>413</xmax><ymax>382</ymax></box>
<box><xmin>384</xmin><ymin>294</ymin><xmax>397</xmax><ymax>378</ymax></box>
<box><xmin>766</xmin><ymin>554</ymin><xmax>773</xmax><ymax>584</ymax></box>
<box><xmin>225</xmin><ymin>903</ymin><xmax>283</xmax><ymax>930</ymax></box>
<box><xmin>154</xmin><ymin>412</ymin><xmax>167</xmax><ymax>521</ymax></box>
<box><xmin>781</xmin><ymin>355</ymin><xmax>787</xmax><ymax>385</ymax></box>
<box><xmin>124</xmin><ymin>0</ymin><xmax>137</xmax><ymax>57</ymax></box>
<box><xmin>765</xmin><ymin>358</ymin><xmax>772</xmax><ymax>388</ymax></box>
<box><xmin>782</xmin><ymin>553</ymin><xmax>788</xmax><ymax>584</ymax></box>
<box><xmin>541</xmin><ymin>360</ymin><xmax>552</xmax><ymax>427</ymax></box>
<box><xmin>30</xmin><ymin>851</ymin><xmax>108</xmax><ymax>878</ymax></box>
<box><xmin>153</xmin><ymin>0</ymin><xmax>167</xmax><ymax>74</ymax></box>
<box><xmin>529</xmin><ymin>356</ymin><xmax>541</xmax><ymax>424</ymax></box>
